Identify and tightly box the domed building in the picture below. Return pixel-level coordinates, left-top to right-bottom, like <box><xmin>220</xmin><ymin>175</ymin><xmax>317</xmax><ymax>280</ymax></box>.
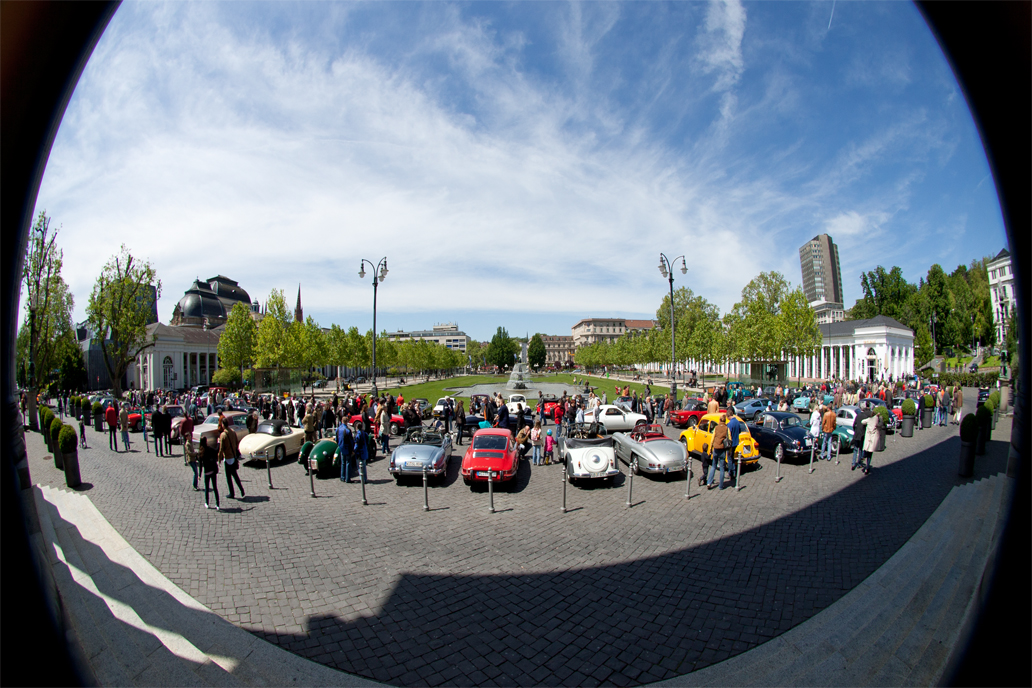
<box><xmin>170</xmin><ymin>276</ymin><xmax>252</xmax><ymax>328</ymax></box>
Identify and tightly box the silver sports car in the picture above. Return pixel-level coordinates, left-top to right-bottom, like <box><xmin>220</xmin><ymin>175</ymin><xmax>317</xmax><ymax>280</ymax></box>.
<box><xmin>613</xmin><ymin>422</ymin><xmax>687</xmax><ymax>475</ymax></box>
<box><xmin>388</xmin><ymin>426</ymin><xmax>453</xmax><ymax>483</ymax></box>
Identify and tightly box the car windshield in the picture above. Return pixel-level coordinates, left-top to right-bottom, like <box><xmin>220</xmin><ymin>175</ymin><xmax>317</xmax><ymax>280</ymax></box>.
<box><xmin>165</xmin><ymin>407</ymin><xmax>184</xmax><ymax>417</ymax></box>
<box><xmin>781</xmin><ymin>416</ymin><xmax>802</xmax><ymax>428</ymax></box>
<box><xmin>203</xmin><ymin>414</ymin><xmax>220</xmax><ymax>425</ymax></box>
<box><xmin>257</xmin><ymin>423</ymin><xmax>278</xmax><ymax>435</ymax></box>
<box><xmin>473</xmin><ymin>435</ymin><xmax>508</xmax><ymax>451</ymax></box>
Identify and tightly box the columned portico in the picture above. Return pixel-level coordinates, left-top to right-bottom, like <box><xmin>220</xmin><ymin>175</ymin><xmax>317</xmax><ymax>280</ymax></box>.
<box><xmin>814</xmin><ymin>316</ymin><xmax>914</xmax><ymax>383</ymax></box>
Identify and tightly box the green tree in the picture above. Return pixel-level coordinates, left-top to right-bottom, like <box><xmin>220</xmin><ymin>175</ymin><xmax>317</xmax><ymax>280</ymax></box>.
<box><xmin>780</xmin><ymin>287</ymin><xmax>822</xmax><ymax>386</ymax></box>
<box><xmin>348</xmin><ymin>326</ymin><xmax>369</xmax><ymax>368</ymax></box>
<box><xmin>254</xmin><ymin>290</ymin><xmax>289</xmax><ymax>368</ymax></box>
<box><xmin>325</xmin><ymin>324</ymin><xmax>350</xmax><ymax>382</ymax></box>
<box><xmin>914</xmin><ymin>324</ymin><xmax>934</xmax><ymax>368</ymax></box>
<box><xmin>849</xmin><ymin>266</ymin><xmax>917</xmax><ymax>322</ymax></box>
<box><xmin>528</xmin><ymin>334</ymin><xmax>546</xmax><ymax>368</ymax></box>
<box><xmin>735</xmin><ymin>271</ymin><xmax>791</xmax><ymax>362</ymax></box>
<box><xmin>21</xmin><ymin>212</ymin><xmax>76</xmax><ymax>425</ymax></box>
<box><xmin>485</xmin><ymin>327</ymin><xmax>519</xmax><ymax>369</ymax></box>
<box><xmin>218</xmin><ymin>302</ymin><xmax>257</xmax><ymax>379</ymax></box>
<box><xmin>86</xmin><ymin>245</ymin><xmax>161</xmax><ymax>399</ymax></box>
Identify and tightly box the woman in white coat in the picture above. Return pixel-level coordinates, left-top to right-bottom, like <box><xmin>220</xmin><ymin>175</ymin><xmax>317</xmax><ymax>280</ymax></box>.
<box><xmin>859</xmin><ymin>411</ymin><xmax>881</xmax><ymax>474</ymax></box>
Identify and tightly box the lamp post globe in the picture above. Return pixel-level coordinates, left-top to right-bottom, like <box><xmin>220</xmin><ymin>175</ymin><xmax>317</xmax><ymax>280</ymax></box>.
<box><xmin>658</xmin><ymin>253</ymin><xmax>687</xmax><ymax>405</ymax></box>
<box><xmin>358</xmin><ymin>257</ymin><xmax>388</xmax><ymax>398</ymax></box>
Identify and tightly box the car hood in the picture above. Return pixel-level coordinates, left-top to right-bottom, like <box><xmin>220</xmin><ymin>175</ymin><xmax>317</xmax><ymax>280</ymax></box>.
<box><xmin>239</xmin><ymin>433</ymin><xmax>282</xmax><ymax>451</ymax></box>
<box><xmin>635</xmin><ymin>438</ymin><xmax>687</xmax><ymax>464</ymax></box>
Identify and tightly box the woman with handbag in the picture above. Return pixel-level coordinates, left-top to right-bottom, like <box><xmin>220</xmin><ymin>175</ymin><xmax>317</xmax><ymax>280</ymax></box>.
<box><xmin>218</xmin><ymin>418</ymin><xmax>245</xmax><ymax>499</ymax></box>
<box><xmin>200</xmin><ymin>436</ymin><xmax>220</xmax><ymax>510</ymax></box>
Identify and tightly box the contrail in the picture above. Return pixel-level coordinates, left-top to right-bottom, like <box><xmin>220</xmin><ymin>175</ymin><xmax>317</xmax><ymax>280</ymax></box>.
<box><xmin>828</xmin><ymin>0</ymin><xmax>835</xmax><ymax>30</ymax></box>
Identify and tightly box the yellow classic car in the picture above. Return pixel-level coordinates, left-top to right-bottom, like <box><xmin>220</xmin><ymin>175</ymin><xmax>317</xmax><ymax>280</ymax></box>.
<box><xmin>678</xmin><ymin>412</ymin><xmax>760</xmax><ymax>465</ymax></box>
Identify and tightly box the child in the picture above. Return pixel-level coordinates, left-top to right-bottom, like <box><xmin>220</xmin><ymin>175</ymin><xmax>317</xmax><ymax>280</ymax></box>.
<box><xmin>544</xmin><ymin>429</ymin><xmax>555</xmax><ymax>466</ymax></box>
<box><xmin>78</xmin><ymin>415</ymin><xmax>88</xmax><ymax>449</ymax></box>
<box><xmin>530</xmin><ymin>421</ymin><xmax>543</xmax><ymax>465</ymax></box>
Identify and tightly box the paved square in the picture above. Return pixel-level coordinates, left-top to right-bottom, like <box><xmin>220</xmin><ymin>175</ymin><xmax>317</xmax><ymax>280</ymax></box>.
<box><xmin>25</xmin><ymin>397</ymin><xmax>1004</xmax><ymax>686</ymax></box>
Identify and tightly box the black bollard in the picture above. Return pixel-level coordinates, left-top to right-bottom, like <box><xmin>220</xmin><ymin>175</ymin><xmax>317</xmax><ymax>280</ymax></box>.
<box><xmin>360</xmin><ymin>456</ymin><xmax>368</xmax><ymax>505</ymax></box>
<box><xmin>488</xmin><ymin>470</ymin><xmax>495</xmax><ymax>513</ymax></box>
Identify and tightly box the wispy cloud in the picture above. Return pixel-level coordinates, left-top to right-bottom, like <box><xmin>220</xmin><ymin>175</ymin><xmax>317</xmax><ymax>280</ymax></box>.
<box><xmin>33</xmin><ymin>1</ymin><xmax>1006</xmax><ymax>338</ymax></box>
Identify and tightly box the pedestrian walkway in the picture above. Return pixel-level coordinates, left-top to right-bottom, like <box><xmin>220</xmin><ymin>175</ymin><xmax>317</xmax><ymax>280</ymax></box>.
<box><xmin>30</xmin><ymin>483</ymin><xmax>376</xmax><ymax>687</ymax></box>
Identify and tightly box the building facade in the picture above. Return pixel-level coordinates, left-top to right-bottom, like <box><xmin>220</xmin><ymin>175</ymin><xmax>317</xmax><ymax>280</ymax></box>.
<box><xmin>987</xmin><ymin>248</ymin><xmax>1016</xmax><ymax>345</ymax></box>
<box><xmin>571</xmin><ymin>318</ymin><xmax>629</xmax><ymax>347</ymax></box>
<box><xmin>134</xmin><ymin>323</ymin><xmax>222</xmax><ymax>391</ymax></box>
<box><xmin>385</xmin><ymin>323</ymin><xmax>470</xmax><ymax>353</ymax></box>
<box><xmin>788</xmin><ymin>315</ymin><xmax>915</xmax><ymax>383</ymax></box>
<box><xmin>541</xmin><ymin>335</ymin><xmax>575</xmax><ymax>366</ymax></box>
<box><xmin>799</xmin><ymin>234</ymin><xmax>845</xmax><ymax>324</ymax></box>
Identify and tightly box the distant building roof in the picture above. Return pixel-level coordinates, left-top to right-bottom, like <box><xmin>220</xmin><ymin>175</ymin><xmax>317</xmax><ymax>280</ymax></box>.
<box><xmin>624</xmin><ymin>319</ymin><xmax>655</xmax><ymax>329</ymax></box>
<box><xmin>990</xmin><ymin>248</ymin><xmax>1011</xmax><ymax>263</ymax></box>
<box><xmin>821</xmin><ymin>315</ymin><xmax>912</xmax><ymax>337</ymax></box>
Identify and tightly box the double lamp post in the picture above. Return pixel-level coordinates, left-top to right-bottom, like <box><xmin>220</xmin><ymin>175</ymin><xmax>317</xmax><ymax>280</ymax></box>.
<box><xmin>358</xmin><ymin>257</ymin><xmax>388</xmax><ymax>398</ymax></box>
<box><xmin>658</xmin><ymin>253</ymin><xmax>687</xmax><ymax>403</ymax></box>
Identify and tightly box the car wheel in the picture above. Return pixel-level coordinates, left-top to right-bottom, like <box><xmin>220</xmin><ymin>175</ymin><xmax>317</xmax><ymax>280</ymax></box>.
<box><xmin>687</xmin><ymin>417</ymin><xmax>698</xmax><ymax>428</ymax></box>
<box><xmin>629</xmin><ymin>454</ymin><xmax>639</xmax><ymax>474</ymax></box>
<box><xmin>275</xmin><ymin>445</ymin><xmax>285</xmax><ymax>464</ymax></box>
<box><xmin>774</xmin><ymin>443</ymin><xmax>784</xmax><ymax>462</ymax></box>
<box><xmin>390</xmin><ymin>422</ymin><xmax>399</xmax><ymax>436</ymax></box>
<box><xmin>831</xmin><ymin>436</ymin><xmax>840</xmax><ymax>454</ymax></box>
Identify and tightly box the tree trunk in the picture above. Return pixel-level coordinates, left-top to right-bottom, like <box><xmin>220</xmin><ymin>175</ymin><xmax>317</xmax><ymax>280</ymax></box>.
<box><xmin>27</xmin><ymin>390</ymin><xmax>39</xmax><ymax>431</ymax></box>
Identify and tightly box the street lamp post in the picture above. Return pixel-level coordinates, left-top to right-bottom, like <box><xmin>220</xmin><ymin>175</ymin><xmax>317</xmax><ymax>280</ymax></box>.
<box><xmin>358</xmin><ymin>257</ymin><xmax>388</xmax><ymax>398</ymax></box>
<box><xmin>658</xmin><ymin>253</ymin><xmax>687</xmax><ymax>404</ymax></box>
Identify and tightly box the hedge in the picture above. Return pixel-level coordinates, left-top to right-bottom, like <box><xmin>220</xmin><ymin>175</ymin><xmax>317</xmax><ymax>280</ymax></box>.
<box><xmin>50</xmin><ymin>416</ymin><xmax>63</xmax><ymax>444</ymax></box>
<box><xmin>59</xmin><ymin>424</ymin><xmax>78</xmax><ymax>454</ymax></box>
<box><xmin>901</xmin><ymin>398</ymin><xmax>917</xmax><ymax>416</ymax></box>
<box><xmin>960</xmin><ymin>413</ymin><xmax>978</xmax><ymax>442</ymax></box>
<box><xmin>921</xmin><ymin>371</ymin><xmax>1001</xmax><ymax>388</ymax></box>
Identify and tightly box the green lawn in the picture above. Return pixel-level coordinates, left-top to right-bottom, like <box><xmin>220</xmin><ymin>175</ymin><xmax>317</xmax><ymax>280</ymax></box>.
<box><xmin>943</xmin><ymin>356</ymin><xmax>974</xmax><ymax>367</ymax></box>
<box><xmin>980</xmin><ymin>356</ymin><xmax>1001</xmax><ymax>368</ymax></box>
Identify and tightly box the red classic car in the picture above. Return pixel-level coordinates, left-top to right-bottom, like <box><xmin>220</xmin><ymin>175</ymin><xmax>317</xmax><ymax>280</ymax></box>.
<box><xmin>348</xmin><ymin>412</ymin><xmax>405</xmax><ymax>435</ymax></box>
<box><xmin>461</xmin><ymin>428</ymin><xmax>520</xmax><ymax>487</ymax></box>
<box><xmin>669</xmin><ymin>398</ymin><xmax>709</xmax><ymax>429</ymax></box>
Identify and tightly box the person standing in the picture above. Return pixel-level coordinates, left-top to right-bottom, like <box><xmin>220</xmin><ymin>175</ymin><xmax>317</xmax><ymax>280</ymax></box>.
<box><xmin>707</xmin><ymin>415</ymin><xmax>730</xmax><ymax>489</ymax></box>
<box><xmin>353</xmin><ymin>422</ymin><xmax>368</xmax><ymax>482</ymax></box>
<box><xmin>119</xmin><ymin>403</ymin><xmax>132</xmax><ymax>452</ymax></box>
<box><xmin>821</xmin><ymin>405</ymin><xmax>837</xmax><ymax>461</ymax></box>
<box><xmin>663</xmin><ymin>394</ymin><xmax>673</xmax><ymax>426</ymax></box>
<box><xmin>199</xmin><ymin>436</ymin><xmax>220</xmax><ymax>509</ymax></box>
<box><xmin>106</xmin><ymin>402</ymin><xmax>119</xmax><ymax>451</ymax></box>
<box><xmin>336</xmin><ymin>421</ymin><xmax>355</xmax><ymax>482</ymax></box>
<box><xmin>809</xmin><ymin>405</ymin><xmax>821</xmax><ymax>447</ymax></box>
<box><xmin>851</xmin><ymin>406</ymin><xmax>871</xmax><ymax>471</ymax></box>
<box><xmin>303</xmin><ymin>406</ymin><xmax>317</xmax><ymax>444</ymax></box>
<box><xmin>530</xmin><ymin>421</ymin><xmax>543</xmax><ymax>465</ymax></box>
<box><xmin>726</xmin><ymin>413</ymin><xmax>745</xmax><ymax>482</ymax></box>
<box><xmin>860</xmin><ymin>409</ymin><xmax>880</xmax><ymax>474</ymax></box>
<box><xmin>455</xmin><ymin>400</ymin><xmax>466</xmax><ymax>446</ymax></box>
<box><xmin>219</xmin><ymin>419</ymin><xmax>245</xmax><ymax>499</ymax></box>
<box><xmin>443</xmin><ymin>397</ymin><xmax>453</xmax><ymax>435</ymax></box>
<box><xmin>377</xmin><ymin>402</ymin><xmax>391</xmax><ymax>456</ymax></box>
<box><xmin>953</xmin><ymin>386</ymin><xmax>964</xmax><ymax>425</ymax></box>
<box><xmin>496</xmin><ymin>400</ymin><xmax>510</xmax><ymax>434</ymax></box>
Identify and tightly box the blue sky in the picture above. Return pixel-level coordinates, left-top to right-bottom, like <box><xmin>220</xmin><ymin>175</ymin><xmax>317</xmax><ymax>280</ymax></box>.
<box><xmin>34</xmin><ymin>1</ymin><xmax>1007</xmax><ymax>342</ymax></box>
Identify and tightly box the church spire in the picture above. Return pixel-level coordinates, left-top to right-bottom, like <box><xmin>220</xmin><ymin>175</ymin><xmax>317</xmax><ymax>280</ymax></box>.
<box><xmin>294</xmin><ymin>284</ymin><xmax>303</xmax><ymax>323</ymax></box>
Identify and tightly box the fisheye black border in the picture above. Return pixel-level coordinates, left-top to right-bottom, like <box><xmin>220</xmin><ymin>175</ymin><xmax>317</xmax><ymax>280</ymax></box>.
<box><xmin>1</xmin><ymin>2</ymin><xmax>1026</xmax><ymax>685</ymax></box>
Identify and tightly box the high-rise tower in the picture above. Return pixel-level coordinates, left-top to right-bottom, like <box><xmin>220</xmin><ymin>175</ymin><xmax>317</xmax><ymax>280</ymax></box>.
<box><xmin>799</xmin><ymin>234</ymin><xmax>844</xmax><ymax>325</ymax></box>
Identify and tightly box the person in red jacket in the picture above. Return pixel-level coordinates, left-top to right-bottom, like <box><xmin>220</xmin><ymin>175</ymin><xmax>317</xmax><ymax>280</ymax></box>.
<box><xmin>105</xmin><ymin>403</ymin><xmax>118</xmax><ymax>451</ymax></box>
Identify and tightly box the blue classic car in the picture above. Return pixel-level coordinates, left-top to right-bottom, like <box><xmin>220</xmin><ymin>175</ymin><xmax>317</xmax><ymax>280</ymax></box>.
<box><xmin>731</xmin><ymin>397</ymin><xmax>774</xmax><ymax>421</ymax></box>
<box><xmin>747</xmin><ymin>411</ymin><xmax>816</xmax><ymax>462</ymax></box>
<box><xmin>388</xmin><ymin>426</ymin><xmax>453</xmax><ymax>483</ymax></box>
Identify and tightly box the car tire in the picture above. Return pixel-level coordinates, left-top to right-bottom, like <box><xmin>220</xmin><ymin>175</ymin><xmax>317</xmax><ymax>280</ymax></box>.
<box><xmin>275</xmin><ymin>445</ymin><xmax>285</xmax><ymax>464</ymax></box>
<box><xmin>831</xmin><ymin>436</ymin><xmax>840</xmax><ymax>454</ymax></box>
<box><xmin>630</xmin><ymin>454</ymin><xmax>639</xmax><ymax>475</ymax></box>
<box><xmin>687</xmin><ymin>417</ymin><xmax>698</xmax><ymax>428</ymax></box>
<box><xmin>390</xmin><ymin>422</ymin><xmax>399</xmax><ymax>436</ymax></box>
<box><xmin>774</xmin><ymin>443</ymin><xmax>783</xmax><ymax>462</ymax></box>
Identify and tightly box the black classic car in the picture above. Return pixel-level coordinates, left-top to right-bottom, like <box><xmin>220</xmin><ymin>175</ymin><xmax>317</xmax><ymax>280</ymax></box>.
<box><xmin>747</xmin><ymin>411</ymin><xmax>816</xmax><ymax>462</ymax></box>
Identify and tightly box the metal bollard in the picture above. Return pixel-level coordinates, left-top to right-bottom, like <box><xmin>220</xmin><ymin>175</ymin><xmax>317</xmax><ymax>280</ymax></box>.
<box><xmin>834</xmin><ymin>438</ymin><xmax>840</xmax><ymax>464</ymax></box>
<box><xmin>775</xmin><ymin>448</ymin><xmax>783</xmax><ymax>482</ymax></box>
<box><xmin>561</xmin><ymin>461</ymin><xmax>568</xmax><ymax>513</ymax></box>
<box><xmin>809</xmin><ymin>439</ymin><xmax>815</xmax><ymax>474</ymax></box>
<box><xmin>626</xmin><ymin>460</ymin><xmax>634</xmax><ymax>507</ymax></box>
<box><xmin>360</xmin><ymin>456</ymin><xmax>368</xmax><ymax>505</ymax></box>
<box><xmin>309</xmin><ymin>458</ymin><xmax>316</xmax><ymax>497</ymax></box>
<box><xmin>488</xmin><ymin>470</ymin><xmax>495</xmax><ymax>513</ymax></box>
<box><xmin>422</xmin><ymin>464</ymin><xmax>430</xmax><ymax>512</ymax></box>
<box><xmin>143</xmin><ymin>417</ymin><xmax>150</xmax><ymax>454</ymax></box>
<box><xmin>735</xmin><ymin>454</ymin><xmax>742</xmax><ymax>491</ymax></box>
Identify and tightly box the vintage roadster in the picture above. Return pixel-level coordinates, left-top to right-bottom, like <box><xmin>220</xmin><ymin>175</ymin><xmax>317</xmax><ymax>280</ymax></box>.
<box><xmin>559</xmin><ymin>422</ymin><xmax>619</xmax><ymax>485</ymax></box>
<box><xmin>614</xmin><ymin>422</ymin><xmax>687</xmax><ymax>476</ymax></box>
<box><xmin>388</xmin><ymin>426</ymin><xmax>452</xmax><ymax>483</ymax></box>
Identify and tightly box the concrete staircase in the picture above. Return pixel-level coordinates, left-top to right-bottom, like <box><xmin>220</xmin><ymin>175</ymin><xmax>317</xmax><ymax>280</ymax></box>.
<box><xmin>677</xmin><ymin>473</ymin><xmax>1011</xmax><ymax>686</ymax></box>
<box><xmin>30</xmin><ymin>484</ymin><xmax>378</xmax><ymax>687</ymax></box>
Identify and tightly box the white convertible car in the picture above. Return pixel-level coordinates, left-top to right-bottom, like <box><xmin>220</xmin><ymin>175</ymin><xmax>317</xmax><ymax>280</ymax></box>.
<box><xmin>583</xmin><ymin>405</ymin><xmax>648</xmax><ymax>433</ymax></box>
<box><xmin>613</xmin><ymin>423</ymin><xmax>687</xmax><ymax>476</ymax></box>
<box><xmin>238</xmin><ymin>419</ymin><xmax>306</xmax><ymax>463</ymax></box>
<box><xmin>559</xmin><ymin>423</ymin><xmax>620</xmax><ymax>485</ymax></box>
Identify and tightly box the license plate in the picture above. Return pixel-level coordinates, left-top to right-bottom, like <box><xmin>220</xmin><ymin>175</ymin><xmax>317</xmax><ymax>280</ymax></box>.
<box><xmin>589</xmin><ymin>471</ymin><xmax>606</xmax><ymax>478</ymax></box>
<box><xmin>804</xmin><ymin>438</ymin><xmax>811</xmax><ymax>446</ymax></box>
<box><xmin>309</xmin><ymin>459</ymin><xmax>319</xmax><ymax>470</ymax></box>
<box><xmin>477</xmin><ymin>471</ymin><xmax>492</xmax><ymax>478</ymax></box>
<box><xmin>405</xmin><ymin>461</ymin><xmax>422</xmax><ymax>469</ymax></box>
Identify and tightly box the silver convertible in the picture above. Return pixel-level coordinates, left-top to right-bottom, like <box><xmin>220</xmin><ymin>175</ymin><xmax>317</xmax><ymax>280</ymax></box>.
<box><xmin>388</xmin><ymin>426</ymin><xmax>453</xmax><ymax>483</ymax></box>
<box><xmin>614</xmin><ymin>422</ymin><xmax>687</xmax><ymax>476</ymax></box>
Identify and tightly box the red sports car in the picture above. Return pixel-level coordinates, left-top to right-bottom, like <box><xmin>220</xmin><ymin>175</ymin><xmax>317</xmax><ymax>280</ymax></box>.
<box><xmin>348</xmin><ymin>412</ymin><xmax>405</xmax><ymax>435</ymax></box>
<box><xmin>669</xmin><ymin>398</ymin><xmax>709</xmax><ymax>429</ymax></box>
<box><xmin>461</xmin><ymin>428</ymin><xmax>520</xmax><ymax>487</ymax></box>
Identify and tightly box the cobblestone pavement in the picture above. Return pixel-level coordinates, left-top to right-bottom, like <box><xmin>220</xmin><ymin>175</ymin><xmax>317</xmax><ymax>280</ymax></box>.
<box><xmin>26</xmin><ymin>392</ymin><xmax>1008</xmax><ymax>687</ymax></box>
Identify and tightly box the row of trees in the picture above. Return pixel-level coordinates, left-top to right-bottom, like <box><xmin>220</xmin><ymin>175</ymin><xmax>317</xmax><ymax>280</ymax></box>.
<box><xmin>216</xmin><ymin>294</ymin><xmax>466</xmax><ymax>385</ymax></box>
<box><xmin>573</xmin><ymin>271</ymin><xmax>822</xmax><ymax>384</ymax></box>
<box><xmin>848</xmin><ymin>261</ymin><xmax>998</xmax><ymax>365</ymax></box>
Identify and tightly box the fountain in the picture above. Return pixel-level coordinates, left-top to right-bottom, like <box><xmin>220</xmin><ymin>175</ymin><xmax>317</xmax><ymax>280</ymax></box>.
<box><xmin>506</xmin><ymin>341</ymin><xmax>533</xmax><ymax>390</ymax></box>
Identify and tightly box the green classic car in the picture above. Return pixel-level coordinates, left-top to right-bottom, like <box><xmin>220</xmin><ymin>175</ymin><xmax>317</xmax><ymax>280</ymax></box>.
<box><xmin>299</xmin><ymin>438</ymin><xmax>339</xmax><ymax>477</ymax></box>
